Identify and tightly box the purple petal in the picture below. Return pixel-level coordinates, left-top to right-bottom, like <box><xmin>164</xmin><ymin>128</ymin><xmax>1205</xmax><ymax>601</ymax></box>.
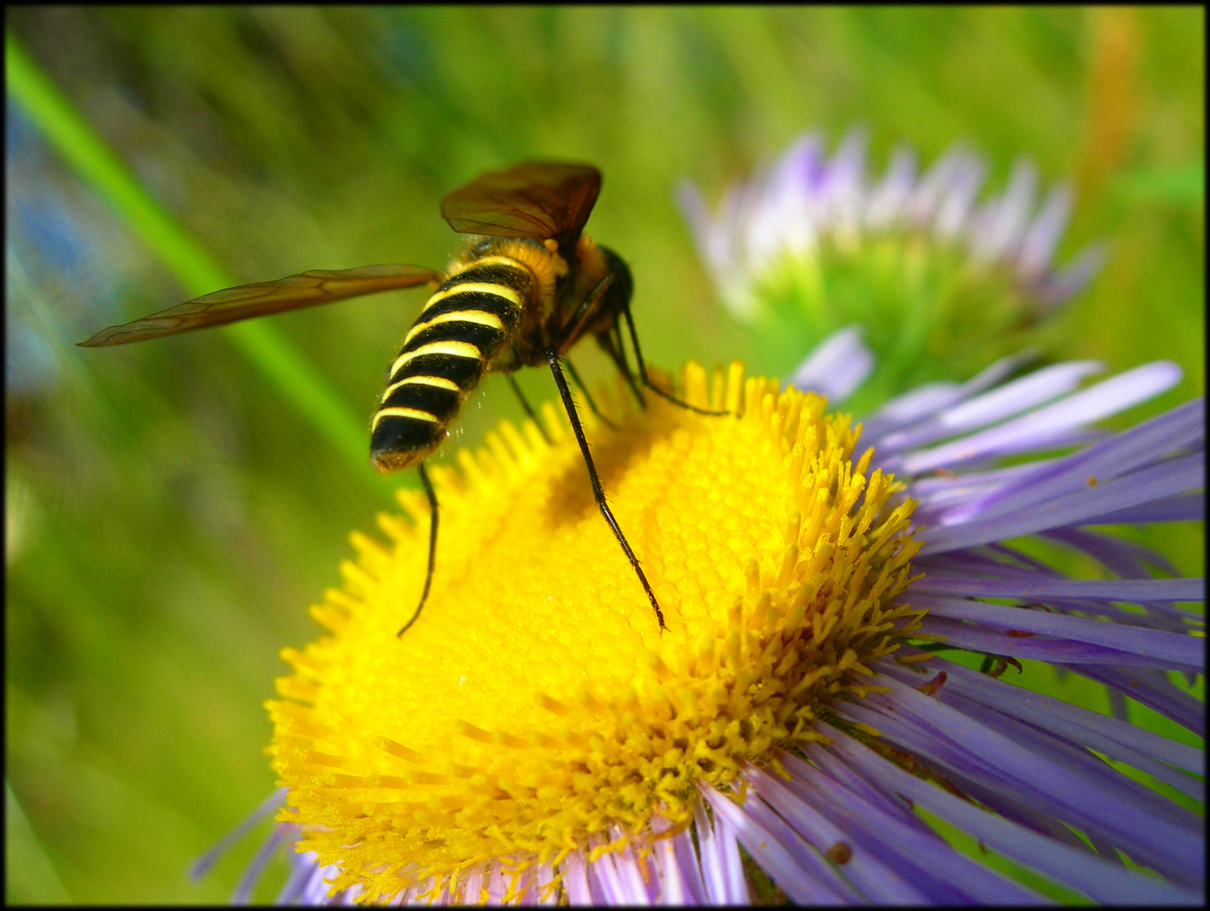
<box><xmin>935</xmin><ymin>397</ymin><xmax>1204</xmax><ymax>526</ymax></box>
<box><xmin>908</xmin><ymin>558</ymin><xmax>1204</xmax><ymax>631</ymax></box>
<box><xmin>895</xmin><ymin>655</ymin><xmax>1202</xmax><ymax>773</ymax></box>
<box><xmin>560</xmin><ymin>851</ymin><xmax>594</xmax><ymax>905</ymax></box>
<box><xmin>587</xmin><ymin>831</ymin><xmax>658</xmax><ymax>903</ymax></box>
<box><xmin>865</xmin><ymin>382</ymin><xmax>966</xmax><ymax>435</ymax></box>
<box><xmin>274</xmin><ymin>849</ymin><xmax>324</xmax><ymax>904</ymax></box>
<box><xmin>485</xmin><ymin>862</ymin><xmax>512</xmax><ymax>902</ymax></box>
<box><xmin>693</xmin><ymin>796</ymin><xmax>750</xmax><ymax>903</ymax></box>
<box><xmin>909</xmin><ymin>145</ymin><xmax>968</xmax><ymax>227</ymax></box>
<box><xmin>1026</xmin><ymin>596</ymin><xmax>1203</xmax><ymax>633</ymax></box>
<box><xmin>190</xmin><ymin>788</ymin><xmax>288</xmax><ymax>882</ymax></box>
<box><xmin>538</xmin><ymin>865</ymin><xmax>560</xmax><ymax>906</ymax></box>
<box><xmin>742</xmin><ymin>764</ymin><xmax>937</xmax><ymax>903</ymax></box>
<box><xmin>1037</xmin><ymin>242</ymin><xmax>1109</xmax><ymax>308</ymax></box>
<box><xmin>459</xmin><ymin>866</ymin><xmax>486</xmax><ymax>904</ymax></box>
<box><xmin>230</xmin><ymin>823</ymin><xmax>291</xmax><ymax>903</ymax></box>
<box><xmin>1091</xmin><ymin>492</ymin><xmax>1205</xmax><ymax>524</ymax></box>
<box><xmin>825</xmin><ymin>127</ymin><xmax>869</xmax><ymax>193</ymax></box>
<box><xmin>513</xmin><ymin>869</ymin><xmax>537</xmax><ymax>907</ymax></box>
<box><xmin>798</xmin><ymin>741</ymin><xmax>936</xmax><ymax>830</ymax></box>
<box><xmin>908</xmin><ymin>463</ymin><xmax>1063</xmax><ymax>526</ymax></box>
<box><xmin>864</xmin><ymin>350</ymin><xmax>1041</xmax><ymax>444</ymax></box>
<box><xmin>971</xmin><ymin>159</ymin><xmax>1037</xmax><ymax>261</ymax></box>
<box><xmin>878</xmin><ymin>361</ymin><xmax>1106</xmax><ymax>453</ymax></box>
<box><xmin>864</xmin><ymin>145</ymin><xmax>916</xmax><ymax>229</ymax></box>
<box><xmin>920</xmin><ymin>451</ymin><xmax>1203</xmax><ymax>553</ymax></box>
<box><xmin>753</xmin><ymin>763</ymin><xmax>1018</xmax><ymax>903</ymax></box>
<box><xmin>934</xmin><ymin>154</ymin><xmax>987</xmax><ymax>240</ymax></box>
<box><xmin>868</xmin><ymin>674</ymin><xmax>1205</xmax><ymax>832</ymax></box>
<box><xmin>896</xmin><ymin>361</ymin><xmax>1183</xmax><ymax>474</ymax></box>
<box><xmin>937</xmin><ymin>687</ymin><xmax>1204</xmax><ymax>845</ymax></box>
<box><xmin>953</xmin><ymin>772</ymin><xmax>1115</xmax><ymax>856</ymax></box>
<box><xmin>650</xmin><ymin>816</ymin><xmax>707</xmax><ymax>904</ymax></box>
<box><xmin>581</xmin><ymin>844</ymin><xmax>626</xmax><ymax>904</ymax></box>
<box><xmin>824</xmin><ymin>725</ymin><xmax>1203</xmax><ymax>904</ymax></box>
<box><xmin>1070</xmin><ymin>665</ymin><xmax>1206</xmax><ymax>737</ymax></box>
<box><xmin>296</xmin><ymin>855</ymin><xmax>350</xmax><ymax>904</ymax></box>
<box><xmin>941</xmin><ymin>359</ymin><xmax>1106</xmax><ymax>434</ymax></box>
<box><xmin>910</xmin><ymin>459</ymin><xmax>1055</xmax><ymax>500</ymax></box>
<box><xmin>854</xmin><ymin>676</ymin><xmax>1204</xmax><ymax>883</ymax></box>
<box><xmin>913</xmin><ymin>616</ymin><xmax>1201</xmax><ymax>671</ymax></box>
<box><xmin>901</xmin><ymin>657</ymin><xmax>1205</xmax><ymax>798</ymax></box>
<box><xmin>837</xmin><ymin>698</ymin><xmax>1105</xmax><ymax>837</ymax></box>
<box><xmin>1042</xmin><ymin>526</ymin><xmax>1180</xmax><ymax>579</ymax></box>
<box><xmin>956</xmin><ymin>349</ymin><xmax>1046</xmax><ymax>396</ymax></box>
<box><xmin>788</xmin><ymin>325</ymin><xmax>874</xmax><ymax>402</ymax></box>
<box><xmin>821</xmin><ymin>126</ymin><xmax>869</xmax><ymax>232</ymax></box>
<box><xmin>770</xmin><ymin>752</ymin><xmax>1047</xmax><ymax>903</ymax></box>
<box><xmin>749</xmin><ymin>134</ymin><xmax>825</xmax><ymax>265</ymax></box>
<box><xmin>1016</xmin><ymin>182</ymin><xmax>1073</xmax><ymax>280</ymax></box>
<box><xmin>914</xmin><ymin>547</ymin><xmax>1050</xmax><ymax>579</ymax></box>
<box><xmin>912</xmin><ymin>575</ymin><xmax>1204</xmax><ymax>603</ymax></box>
<box><xmin>699</xmin><ymin>783</ymin><xmax>854</xmax><ymax>903</ymax></box>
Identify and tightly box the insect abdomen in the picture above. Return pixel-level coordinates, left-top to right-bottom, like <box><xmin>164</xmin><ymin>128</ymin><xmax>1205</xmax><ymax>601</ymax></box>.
<box><xmin>370</xmin><ymin>259</ymin><xmax>531</xmax><ymax>472</ymax></box>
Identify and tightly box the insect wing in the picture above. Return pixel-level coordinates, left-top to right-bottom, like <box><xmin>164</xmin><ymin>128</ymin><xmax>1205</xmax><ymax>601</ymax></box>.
<box><xmin>78</xmin><ymin>264</ymin><xmax>443</xmax><ymax>346</ymax></box>
<box><xmin>441</xmin><ymin>162</ymin><xmax>602</xmax><ymax>245</ymax></box>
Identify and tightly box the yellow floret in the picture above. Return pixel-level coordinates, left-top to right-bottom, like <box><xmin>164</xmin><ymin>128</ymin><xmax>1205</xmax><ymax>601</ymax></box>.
<box><xmin>266</xmin><ymin>361</ymin><xmax>922</xmax><ymax>902</ymax></box>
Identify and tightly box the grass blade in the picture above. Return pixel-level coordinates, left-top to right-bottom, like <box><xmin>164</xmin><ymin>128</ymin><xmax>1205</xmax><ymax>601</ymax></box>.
<box><xmin>6</xmin><ymin>29</ymin><xmax>390</xmax><ymax>491</ymax></box>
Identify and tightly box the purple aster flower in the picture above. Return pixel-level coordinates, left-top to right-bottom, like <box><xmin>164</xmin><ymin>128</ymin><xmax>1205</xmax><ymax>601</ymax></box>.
<box><xmin>678</xmin><ymin>129</ymin><xmax>1110</xmax><ymax>400</ymax></box>
<box><xmin>205</xmin><ymin>329</ymin><xmax>1202</xmax><ymax>905</ymax></box>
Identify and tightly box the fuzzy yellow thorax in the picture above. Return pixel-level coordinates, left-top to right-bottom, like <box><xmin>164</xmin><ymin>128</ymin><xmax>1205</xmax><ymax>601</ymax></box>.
<box><xmin>267</xmin><ymin>361</ymin><xmax>923</xmax><ymax>902</ymax></box>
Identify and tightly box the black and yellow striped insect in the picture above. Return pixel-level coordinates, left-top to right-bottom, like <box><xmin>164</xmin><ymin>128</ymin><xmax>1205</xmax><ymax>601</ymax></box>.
<box><xmin>80</xmin><ymin>162</ymin><xmax>719</xmax><ymax>635</ymax></box>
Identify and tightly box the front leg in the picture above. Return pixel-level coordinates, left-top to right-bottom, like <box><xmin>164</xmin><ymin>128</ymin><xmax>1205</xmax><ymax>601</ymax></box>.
<box><xmin>545</xmin><ymin>347</ymin><xmax>665</xmax><ymax>630</ymax></box>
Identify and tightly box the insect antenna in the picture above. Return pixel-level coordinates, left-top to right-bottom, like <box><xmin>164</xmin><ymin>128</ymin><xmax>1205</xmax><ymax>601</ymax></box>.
<box><xmin>599</xmin><ymin>324</ymin><xmax>646</xmax><ymax>409</ymax></box>
<box><xmin>545</xmin><ymin>347</ymin><xmax>665</xmax><ymax>631</ymax></box>
<box><xmin>620</xmin><ymin>300</ymin><xmax>729</xmax><ymax>417</ymax></box>
<box><xmin>398</xmin><ymin>462</ymin><xmax>439</xmax><ymax>637</ymax></box>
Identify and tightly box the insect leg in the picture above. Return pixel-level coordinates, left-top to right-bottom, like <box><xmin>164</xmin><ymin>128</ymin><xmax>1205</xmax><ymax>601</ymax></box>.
<box><xmin>397</xmin><ymin>462</ymin><xmax>439</xmax><ymax>637</ymax></box>
<box><xmin>507</xmin><ymin>374</ymin><xmax>552</xmax><ymax>444</ymax></box>
<box><xmin>599</xmin><ymin>323</ymin><xmax>647</xmax><ymax>408</ymax></box>
<box><xmin>621</xmin><ymin>300</ymin><xmax>729</xmax><ymax>417</ymax></box>
<box><xmin>558</xmin><ymin>274</ymin><xmax>614</xmax><ymax>350</ymax></box>
<box><xmin>546</xmin><ymin>347</ymin><xmax>665</xmax><ymax>630</ymax></box>
<box><xmin>564</xmin><ymin>357</ymin><xmax>618</xmax><ymax>430</ymax></box>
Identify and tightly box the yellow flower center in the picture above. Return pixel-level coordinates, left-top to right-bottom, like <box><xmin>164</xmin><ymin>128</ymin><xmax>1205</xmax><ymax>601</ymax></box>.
<box><xmin>267</xmin><ymin>361</ymin><xmax>923</xmax><ymax>901</ymax></box>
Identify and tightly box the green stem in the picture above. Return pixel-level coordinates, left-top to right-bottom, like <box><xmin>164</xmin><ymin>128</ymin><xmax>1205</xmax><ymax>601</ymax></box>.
<box><xmin>6</xmin><ymin>30</ymin><xmax>391</xmax><ymax>495</ymax></box>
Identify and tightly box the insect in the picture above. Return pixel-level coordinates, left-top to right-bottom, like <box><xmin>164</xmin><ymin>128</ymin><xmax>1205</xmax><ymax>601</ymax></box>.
<box><xmin>80</xmin><ymin>162</ymin><xmax>724</xmax><ymax>635</ymax></box>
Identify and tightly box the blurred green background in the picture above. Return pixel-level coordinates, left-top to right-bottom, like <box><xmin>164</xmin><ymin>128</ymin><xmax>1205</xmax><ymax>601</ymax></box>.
<box><xmin>5</xmin><ymin>7</ymin><xmax>1203</xmax><ymax>904</ymax></box>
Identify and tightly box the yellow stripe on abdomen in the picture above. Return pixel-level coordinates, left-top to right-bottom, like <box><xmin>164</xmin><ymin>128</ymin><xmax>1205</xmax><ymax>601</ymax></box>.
<box><xmin>452</xmin><ymin>255</ymin><xmax>532</xmax><ymax>275</ymax></box>
<box><xmin>389</xmin><ymin>340</ymin><xmax>482</xmax><ymax>380</ymax></box>
<box><xmin>380</xmin><ymin>374</ymin><xmax>460</xmax><ymax>404</ymax></box>
<box><xmin>371</xmin><ymin>407</ymin><xmax>441</xmax><ymax>433</ymax></box>
<box><xmin>421</xmin><ymin>281</ymin><xmax>521</xmax><ymax>313</ymax></box>
<box><xmin>404</xmin><ymin>309</ymin><xmax>506</xmax><ymax>345</ymax></box>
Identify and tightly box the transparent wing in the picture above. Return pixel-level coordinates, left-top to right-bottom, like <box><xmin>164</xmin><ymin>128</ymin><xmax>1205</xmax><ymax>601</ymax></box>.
<box><xmin>441</xmin><ymin>162</ymin><xmax>602</xmax><ymax>246</ymax></box>
<box><xmin>78</xmin><ymin>264</ymin><xmax>443</xmax><ymax>347</ymax></box>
